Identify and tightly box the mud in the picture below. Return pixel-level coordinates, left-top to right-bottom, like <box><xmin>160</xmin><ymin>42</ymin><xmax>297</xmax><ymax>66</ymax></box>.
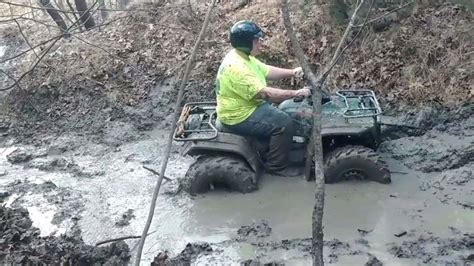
<box><xmin>0</xmin><ymin>206</ymin><xmax>130</xmax><ymax>265</ymax></box>
<box><xmin>237</xmin><ymin>220</ymin><xmax>272</xmax><ymax>240</ymax></box>
<box><xmin>387</xmin><ymin>233</ymin><xmax>474</xmax><ymax>264</ymax></box>
<box><xmin>115</xmin><ymin>209</ymin><xmax>136</xmax><ymax>227</ymax></box>
<box><xmin>151</xmin><ymin>242</ymin><xmax>213</xmax><ymax>266</ymax></box>
<box><xmin>1</xmin><ymin>111</ymin><xmax>474</xmax><ymax>264</ymax></box>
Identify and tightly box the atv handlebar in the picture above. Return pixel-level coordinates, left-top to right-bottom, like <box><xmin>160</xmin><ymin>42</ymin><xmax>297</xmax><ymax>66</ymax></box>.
<box><xmin>293</xmin><ymin>95</ymin><xmax>306</xmax><ymax>102</ymax></box>
<box><xmin>293</xmin><ymin>88</ymin><xmax>331</xmax><ymax>103</ymax></box>
<box><xmin>293</xmin><ymin>87</ymin><xmax>313</xmax><ymax>103</ymax></box>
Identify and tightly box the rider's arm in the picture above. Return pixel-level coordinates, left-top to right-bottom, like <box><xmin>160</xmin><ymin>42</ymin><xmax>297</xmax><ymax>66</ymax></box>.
<box><xmin>266</xmin><ymin>66</ymin><xmax>294</xmax><ymax>81</ymax></box>
<box><xmin>252</xmin><ymin>57</ymin><xmax>301</xmax><ymax>81</ymax></box>
<box><xmin>258</xmin><ymin>87</ymin><xmax>309</xmax><ymax>104</ymax></box>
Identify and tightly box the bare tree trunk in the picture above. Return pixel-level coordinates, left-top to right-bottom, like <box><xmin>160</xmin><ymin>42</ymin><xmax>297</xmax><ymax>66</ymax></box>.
<box><xmin>74</xmin><ymin>0</ymin><xmax>96</xmax><ymax>30</ymax></box>
<box><xmin>118</xmin><ymin>0</ymin><xmax>129</xmax><ymax>9</ymax></box>
<box><xmin>55</xmin><ymin>0</ymin><xmax>74</xmax><ymax>25</ymax></box>
<box><xmin>28</xmin><ymin>0</ymin><xmax>36</xmax><ymax>20</ymax></box>
<box><xmin>281</xmin><ymin>1</ymin><xmax>325</xmax><ymax>264</ymax></box>
<box><xmin>186</xmin><ymin>0</ymin><xmax>195</xmax><ymax>18</ymax></box>
<box><xmin>65</xmin><ymin>0</ymin><xmax>82</xmax><ymax>31</ymax></box>
<box><xmin>282</xmin><ymin>0</ymin><xmax>368</xmax><ymax>265</ymax></box>
<box><xmin>99</xmin><ymin>0</ymin><xmax>107</xmax><ymax>21</ymax></box>
<box><xmin>38</xmin><ymin>0</ymin><xmax>69</xmax><ymax>34</ymax></box>
<box><xmin>9</xmin><ymin>3</ymin><xmax>14</xmax><ymax>16</ymax></box>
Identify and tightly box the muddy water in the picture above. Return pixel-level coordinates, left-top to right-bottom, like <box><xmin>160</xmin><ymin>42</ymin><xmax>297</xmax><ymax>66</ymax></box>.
<box><xmin>1</xmin><ymin>127</ymin><xmax>473</xmax><ymax>265</ymax></box>
<box><xmin>185</xmin><ymin>158</ymin><xmax>473</xmax><ymax>264</ymax></box>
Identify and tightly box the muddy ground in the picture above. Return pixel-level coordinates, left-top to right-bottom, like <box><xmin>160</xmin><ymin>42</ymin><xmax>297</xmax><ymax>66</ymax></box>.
<box><xmin>1</xmin><ymin>92</ymin><xmax>473</xmax><ymax>264</ymax></box>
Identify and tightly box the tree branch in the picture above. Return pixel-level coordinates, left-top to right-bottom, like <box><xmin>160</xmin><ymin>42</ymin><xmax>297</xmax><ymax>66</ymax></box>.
<box><xmin>321</xmin><ymin>0</ymin><xmax>374</xmax><ymax>79</ymax></box>
<box><xmin>0</xmin><ymin>1</ymin><xmax>78</xmax><ymax>14</ymax></box>
<box><xmin>0</xmin><ymin>35</ymin><xmax>61</xmax><ymax>91</ymax></box>
<box><xmin>134</xmin><ymin>0</ymin><xmax>218</xmax><ymax>265</ymax></box>
<box><xmin>0</xmin><ymin>11</ymin><xmax>36</xmax><ymax>18</ymax></box>
<box><xmin>0</xmin><ymin>69</ymin><xmax>23</xmax><ymax>91</ymax></box>
<box><xmin>354</xmin><ymin>1</ymin><xmax>415</xmax><ymax>27</ymax></box>
<box><xmin>0</xmin><ymin>11</ymin><xmax>124</xmax><ymax>66</ymax></box>
<box><xmin>0</xmin><ymin>0</ymin><xmax>101</xmax><ymax>91</ymax></box>
<box><xmin>0</xmin><ymin>35</ymin><xmax>59</xmax><ymax>64</ymax></box>
<box><xmin>282</xmin><ymin>0</ymin><xmax>370</xmax><ymax>265</ymax></box>
<box><xmin>13</xmin><ymin>19</ymin><xmax>41</xmax><ymax>61</ymax></box>
<box><xmin>66</xmin><ymin>0</ymin><xmax>82</xmax><ymax>31</ymax></box>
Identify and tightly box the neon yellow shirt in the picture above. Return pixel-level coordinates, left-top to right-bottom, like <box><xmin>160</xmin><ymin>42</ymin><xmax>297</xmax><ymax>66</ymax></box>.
<box><xmin>215</xmin><ymin>49</ymin><xmax>270</xmax><ymax>125</ymax></box>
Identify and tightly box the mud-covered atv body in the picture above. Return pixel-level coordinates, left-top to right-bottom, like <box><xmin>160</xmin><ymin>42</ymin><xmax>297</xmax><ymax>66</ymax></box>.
<box><xmin>174</xmin><ymin>90</ymin><xmax>391</xmax><ymax>195</ymax></box>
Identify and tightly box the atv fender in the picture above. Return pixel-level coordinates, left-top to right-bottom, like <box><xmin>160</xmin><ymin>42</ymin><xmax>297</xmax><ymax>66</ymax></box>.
<box><xmin>182</xmin><ymin>132</ymin><xmax>263</xmax><ymax>177</ymax></box>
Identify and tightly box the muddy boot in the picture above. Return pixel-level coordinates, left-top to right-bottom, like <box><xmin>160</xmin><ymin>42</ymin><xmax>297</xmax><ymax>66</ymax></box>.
<box><xmin>265</xmin><ymin>125</ymin><xmax>293</xmax><ymax>174</ymax></box>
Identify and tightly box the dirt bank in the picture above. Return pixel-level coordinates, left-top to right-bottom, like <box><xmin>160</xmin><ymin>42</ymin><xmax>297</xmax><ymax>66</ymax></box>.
<box><xmin>1</xmin><ymin>1</ymin><xmax>472</xmax><ymax>144</ymax></box>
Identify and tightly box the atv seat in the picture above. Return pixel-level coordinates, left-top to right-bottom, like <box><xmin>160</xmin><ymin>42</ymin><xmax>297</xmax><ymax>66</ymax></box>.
<box><xmin>215</xmin><ymin>118</ymin><xmax>232</xmax><ymax>133</ymax></box>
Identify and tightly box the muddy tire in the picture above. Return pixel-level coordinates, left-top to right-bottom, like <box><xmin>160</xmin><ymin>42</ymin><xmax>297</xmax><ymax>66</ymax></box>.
<box><xmin>324</xmin><ymin>145</ymin><xmax>391</xmax><ymax>184</ymax></box>
<box><xmin>184</xmin><ymin>155</ymin><xmax>257</xmax><ymax>195</ymax></box>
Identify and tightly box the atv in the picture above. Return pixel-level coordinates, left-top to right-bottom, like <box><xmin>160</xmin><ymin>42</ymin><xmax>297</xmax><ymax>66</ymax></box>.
<box><xmin>174</xmin><ymin>90</ymin><xmax>391</xmax><ymax>195</ymax></box>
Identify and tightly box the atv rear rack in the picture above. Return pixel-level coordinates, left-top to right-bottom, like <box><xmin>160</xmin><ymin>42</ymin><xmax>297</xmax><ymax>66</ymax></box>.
<box><xmin>336</xmin><ymin>90</ymin><xmax>382</xmax><ymax>118</ymax></box>
<box><xmin>173</xmin><ymin>101</ymin><xmax>219</xmax><ymax>141</ymax></box>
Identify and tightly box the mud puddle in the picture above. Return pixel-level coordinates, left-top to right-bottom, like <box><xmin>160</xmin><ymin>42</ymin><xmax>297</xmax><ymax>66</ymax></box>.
<box><xmin>1</xmin><ymin>119</ymin><xmax>473</xmax><ymax>264</ymax></box>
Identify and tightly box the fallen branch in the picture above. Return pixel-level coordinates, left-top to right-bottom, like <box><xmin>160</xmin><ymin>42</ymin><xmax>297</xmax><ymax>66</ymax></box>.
<box><xmin>95</xmin><ymin>229</ymin><xmax>158</xmax><ymax>246</ymax></box>
<box><xmin>142</xmin><ymin>165</ymin><xmax>172</xmax><ymax>182</ymax></box>
<box><xmin>95</xmin><ymin>235</ymin><xmax>141</xmax><ymax>246</ymax></box>
<box><xmin>134</xmin><ymin>0</ymin><xmax>218</xmax><ymax>265</ymax></box>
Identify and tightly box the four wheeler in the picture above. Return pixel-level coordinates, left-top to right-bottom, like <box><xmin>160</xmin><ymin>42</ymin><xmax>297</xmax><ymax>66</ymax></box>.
<box><xmin>174</xmin><ymin>90</ymin><xmax>391</xmax><ymax>195</ymax></box>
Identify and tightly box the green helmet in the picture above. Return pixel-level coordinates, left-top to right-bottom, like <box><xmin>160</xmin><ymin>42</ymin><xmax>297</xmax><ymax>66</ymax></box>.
<box><xmin>230</xmin><ymin>20</ymin><xmax>264</xmax><ymax>55</ymax></box>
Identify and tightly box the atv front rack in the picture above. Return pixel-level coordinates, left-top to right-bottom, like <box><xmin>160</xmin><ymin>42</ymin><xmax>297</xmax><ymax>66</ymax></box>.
<box><xmin>173</xmin><ymin>101</ymin><xmax>219</xmax><ymax>141</ymax></box>
<box><xmin>336</xmin><ymin>90</ymin><xmax>382</xmax><ymax>118</ymax></box>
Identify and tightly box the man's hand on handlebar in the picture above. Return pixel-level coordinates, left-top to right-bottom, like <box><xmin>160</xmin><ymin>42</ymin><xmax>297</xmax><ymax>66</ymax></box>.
<box><xmin>293</xmin><ymin>87</ymin><xmax>311</xmax><ymax>102</ymax></box>
<box><xmin>295</xmin><ymin>88</ymin><xmax>311</xmax><ymax>97</ymax></box>
<box><xmin>292</xmin><ymin>67</ymin><xmax>304</xmax><ymax>79</ymax></box>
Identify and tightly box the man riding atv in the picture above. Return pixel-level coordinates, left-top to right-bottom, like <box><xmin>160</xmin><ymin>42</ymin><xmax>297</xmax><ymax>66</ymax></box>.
<box><xmin>174</xmin><ymin>20</ymin><xmax>391</xmax><ymax>194</ymax></box>
<box><xmin>215</xmin><ymin>20</ymin><xmax>310</xmax><ymax>177</ymax></box>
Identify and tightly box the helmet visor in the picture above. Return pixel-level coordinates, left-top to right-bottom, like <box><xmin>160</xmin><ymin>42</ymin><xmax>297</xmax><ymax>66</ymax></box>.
<box><xmin>253</xmin><ymin>30</ymin><xmax>264</xmax><ymax>39</ymax></box>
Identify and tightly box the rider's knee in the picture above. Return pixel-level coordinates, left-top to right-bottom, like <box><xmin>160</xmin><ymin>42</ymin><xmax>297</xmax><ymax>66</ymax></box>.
<box><xmin>274</xmin><ymin>112</ymin><xmax>293</xmax><ymax>134</ymax></box>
